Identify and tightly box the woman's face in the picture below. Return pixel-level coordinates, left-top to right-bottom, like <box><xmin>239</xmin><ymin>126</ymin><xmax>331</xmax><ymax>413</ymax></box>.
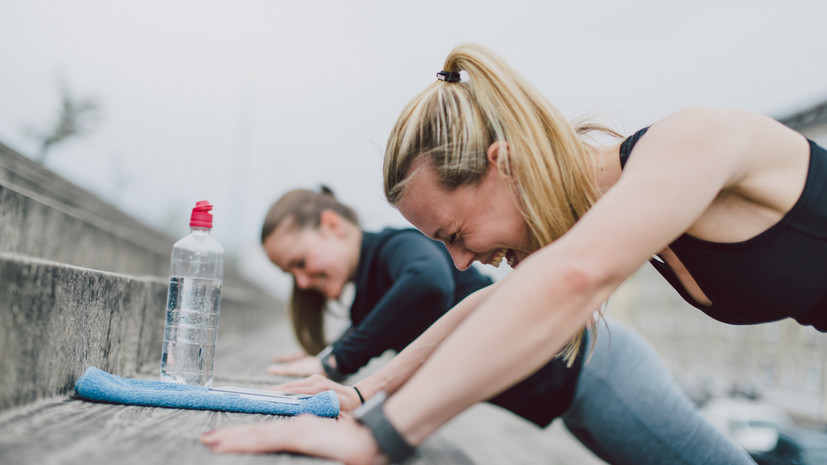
<box><xmin>397</xmin><ymin>157</ymin><xmax>534</xmax><ymax>270</ymax></box>
<box><xmin>263</xmin><ymin>216</ymin><xmax>355</xmax><ymax>300</ymax></box>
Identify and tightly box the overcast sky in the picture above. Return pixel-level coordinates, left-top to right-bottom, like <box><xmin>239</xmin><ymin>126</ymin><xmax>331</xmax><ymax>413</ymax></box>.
<box><xmin>2</xmin><ymin>0</ymin><xmax>826</xmax><ymax>290</ymax></box>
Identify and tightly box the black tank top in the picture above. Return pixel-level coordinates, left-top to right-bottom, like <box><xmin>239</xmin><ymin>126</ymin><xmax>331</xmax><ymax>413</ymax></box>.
<box><xmin>620</xmin><ymin>127</ymin><xmax>827</xmax><ymax>331</ymax></box>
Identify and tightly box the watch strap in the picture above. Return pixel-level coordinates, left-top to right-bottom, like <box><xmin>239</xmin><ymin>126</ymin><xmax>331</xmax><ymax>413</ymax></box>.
<box><xmin>354</xmin><ymin>391</ymin><xmax>416</xmax><ymax>464</ymax></box>
<box><xmin>316</xmin><ymin>345</ymin><xmax>346</xmax><ymax>382</ymax></box>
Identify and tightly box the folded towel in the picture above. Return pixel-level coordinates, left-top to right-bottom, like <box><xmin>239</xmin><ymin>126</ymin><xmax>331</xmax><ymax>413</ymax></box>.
<box><xmin>74</xmin><ymin>367</ymin><xmax>339</xmax><ymax>418</ymax></box>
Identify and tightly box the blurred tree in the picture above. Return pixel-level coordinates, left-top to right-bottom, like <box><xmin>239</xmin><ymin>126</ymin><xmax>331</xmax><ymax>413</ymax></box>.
<box><xmin>32</xmin><ymin>77</ymin><xmax>101</xmax><ymax>163</ymax></box>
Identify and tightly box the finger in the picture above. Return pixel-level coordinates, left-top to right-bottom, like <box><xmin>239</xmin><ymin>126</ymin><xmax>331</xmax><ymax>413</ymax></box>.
<box><xmin>269</xmin><ymin>374</ymin><xmax>334</xmax><ymax>394</ymax></box>
<box><xmin>200</xmin><ymin>423</ymin><xmax>285</xmax><ymax>454</ymax></box>
<box><xmin>265</xmin><ymin>364</ymin><xmax>296</xmax><ymax>376</ymax></box>
<box><xmin>271</xmin><ymin>349</ymin><xmax>306</xmax><ymax>363</ymax></box>
<box><xmin>201</xmin><ymin>415</ymin><xmax>378</xmax><ymax>463</ymax></box>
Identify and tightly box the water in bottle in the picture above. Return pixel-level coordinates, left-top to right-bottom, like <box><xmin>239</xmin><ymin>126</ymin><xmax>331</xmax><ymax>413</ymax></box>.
<box><xmin>160</xmin><ymin>200</ymin><xmax>224</xmax><ymax>387</ymax></box>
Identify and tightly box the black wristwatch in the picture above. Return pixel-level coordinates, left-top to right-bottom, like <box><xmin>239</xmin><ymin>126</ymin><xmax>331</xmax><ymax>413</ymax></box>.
<box><xmin>316</xmin><ymin>345</ymin><xmax>346</xmax><ymax>382</ymax></box>
<box><xmin>353</xmin><ymin>391</ymin><xmax>417</xmax><ymax>464</ymax></box>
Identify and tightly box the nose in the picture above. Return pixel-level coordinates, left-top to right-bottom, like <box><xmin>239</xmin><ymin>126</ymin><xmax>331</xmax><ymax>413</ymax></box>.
<box><xmin>446</xmin><ymin>244</ymin><xmax>475</xmax><ymax>271</ymax></box>
<box><xmin>293</xmin><ymin>271</ymin><xmax>312</xmax><ymax>289</ymax></box>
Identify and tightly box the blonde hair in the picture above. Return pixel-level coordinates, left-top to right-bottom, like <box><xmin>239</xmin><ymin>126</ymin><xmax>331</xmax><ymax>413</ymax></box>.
<box><xmin>261</xmin><ymin>187</ymin><xmax>359</xmax><ymax>355</ymax></box>
<box><xmin>383</xmin><ymin>44</ymin><xmax>618</xmax><ymax>365</ymax></box>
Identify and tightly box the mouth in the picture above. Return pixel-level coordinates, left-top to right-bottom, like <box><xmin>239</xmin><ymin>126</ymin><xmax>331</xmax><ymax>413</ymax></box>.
<box><xmin>311</xmin><ymin>276</ymin><xmax>327</xmax><ymax>294</ymax></box>
<box><xmin>489</xmin><ymin>248</ymin><xmax>518</xmax><ymax>268</ymax></box>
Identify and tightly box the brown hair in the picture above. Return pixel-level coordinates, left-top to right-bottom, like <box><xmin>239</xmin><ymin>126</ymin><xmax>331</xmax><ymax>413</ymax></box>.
<box><xmin>261</xmin><ymin>186</ymin><xmax>359</xmax><ymax>355</ymax></box>
<box><xmin>383</xmin><ymin>44</ymin><xmax>619</xmax><ymax>365</ymax></box>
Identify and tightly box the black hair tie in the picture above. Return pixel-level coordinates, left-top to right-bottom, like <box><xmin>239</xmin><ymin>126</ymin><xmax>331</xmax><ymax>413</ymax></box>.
<box><xmin>436</xmin><ymin>71</ymin><xmax>461</xmax><ymax>83</ymax></box>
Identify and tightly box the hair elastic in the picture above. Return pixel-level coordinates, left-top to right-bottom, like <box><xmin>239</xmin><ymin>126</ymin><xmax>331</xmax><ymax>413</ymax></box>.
<box><xmin>353</xmin><ymin>385</ymin><xmax>366</xmax><ymax>404</ymax></box>
<box><xmin>436</xmin><ymin>71</ymin><xmax>461</xmax><ymax>83</ymax></box>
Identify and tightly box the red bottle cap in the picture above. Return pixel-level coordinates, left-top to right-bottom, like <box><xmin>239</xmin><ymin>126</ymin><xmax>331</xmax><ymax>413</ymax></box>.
<box><xmin>189</xmin><ymin>201</ymin><xmax>214</xmax><ymax>228</ymax></box>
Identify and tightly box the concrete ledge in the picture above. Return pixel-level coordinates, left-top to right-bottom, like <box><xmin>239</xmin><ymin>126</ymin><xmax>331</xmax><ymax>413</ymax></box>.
<box><xmin>0</xmin><ymin>141</ymin><xmax>158</xmax><ymax>235</ymax></box>
<box><xmin>0</xmin><ymin>183</ymin><xmax>170</xmax><ymax>276</ymax></box>
<box><xmin>0</xmin><ymin>252</ymin><xmax>167</xmax><ymax>410</ymax></box>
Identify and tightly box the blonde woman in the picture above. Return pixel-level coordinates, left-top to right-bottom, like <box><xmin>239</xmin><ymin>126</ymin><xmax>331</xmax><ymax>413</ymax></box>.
<box><xmin>198</xmin><ymin>43</ymin><xmax>827</xmax><ymax>463</ymax></box>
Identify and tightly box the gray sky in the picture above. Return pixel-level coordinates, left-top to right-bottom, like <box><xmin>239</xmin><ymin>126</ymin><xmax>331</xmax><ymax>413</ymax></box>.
<box><xmin>2</xmin><ymin>0</ymin><xmax>826</xmax><ymax>291</ymax></box>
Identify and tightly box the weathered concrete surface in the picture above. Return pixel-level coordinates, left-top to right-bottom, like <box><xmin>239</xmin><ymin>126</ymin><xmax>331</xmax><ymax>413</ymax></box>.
<box><xmin>0</xmin><ymin>141</ymin><xmax>262</xmax><ymax>285</ymax></box>
<box><xmin>0</xmin><ymin>253</ymin><xmax>167</xmax><ymax>410</ymax></box>
<box><xmin>0</xmin><ymin>141</ymin><xmax>161</xmax><ymax>239</ymax></box>
<box><xmin>0</xmin><ymin>183</ymin><xmax>171</xmax><ymax>276</ymax></box>
<box><xmin>0</xmin><ymin>252</ymin><xmax>285</xmax><ymax>411</ymax></box>
<box><xmin>0</xmin><ymin>141</ymin><xmax>173</xmax><ymax>277</ymax></box>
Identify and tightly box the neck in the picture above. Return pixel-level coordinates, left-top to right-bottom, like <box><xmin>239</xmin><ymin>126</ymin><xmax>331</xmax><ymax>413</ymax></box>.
<box><xmin>343</xmin><ymin>222</ymin><xmax>363</xmax><ymax>280</ymax></box>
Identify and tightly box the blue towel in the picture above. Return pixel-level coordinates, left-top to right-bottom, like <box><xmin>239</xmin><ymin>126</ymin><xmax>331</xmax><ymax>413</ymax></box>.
<box><xmin>74</xmin><ymin>367</ymin><xmax>339</xmax><ymax>418</ymax></box>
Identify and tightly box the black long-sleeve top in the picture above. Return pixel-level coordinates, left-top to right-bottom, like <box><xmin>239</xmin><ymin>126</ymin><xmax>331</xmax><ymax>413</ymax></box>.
<box><xmin>330</xmin><ymin>228</ymin><xmax>584</xmax><ymax>427</ymax></box>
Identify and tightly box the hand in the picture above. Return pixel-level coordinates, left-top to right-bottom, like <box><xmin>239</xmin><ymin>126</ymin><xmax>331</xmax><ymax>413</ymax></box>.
<box><xmin>267</xmin><ymin>355</ymin><xmax>323</xmax><ymax>377</ymax></box>
<box><xmin>268</xmin><ymin>374</ymin><xmax>363</xmax><ymax>417</ymax></box>
<box><xmin>271</xmin><ymin>348</ymin><xmax>308</xmax><ymax>363</ymax></box>
<box><xmin>200</xmin><ymin>414</ymin><xmax>386</xmax><ymax>465</ymax></box>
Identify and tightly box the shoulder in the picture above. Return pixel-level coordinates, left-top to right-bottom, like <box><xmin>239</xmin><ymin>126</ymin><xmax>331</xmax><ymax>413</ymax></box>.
<box><xmin>645</xmin><ymin>106</ymin><xmax>748</xmax><ymax>152</ymax></box>
<box><xmin>374</xmin><ymin>229</ymin><xmax>454</xmax><ymax>273</ymax></box>
<box><xmin>646</xmin><ymin>106</ymin><xmax>795</xmax><ymax>153</ymax></box>
<box><xmin>627</xmin><ymin>106</ymin><xmax>799</xmax><ymax>187</ymax></box>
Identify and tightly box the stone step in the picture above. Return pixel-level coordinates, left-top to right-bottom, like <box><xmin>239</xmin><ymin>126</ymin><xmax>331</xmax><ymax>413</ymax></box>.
<box><xmin>0</xmin><ymin>252</ymin><xmax>167</xmax><ymax>410</ymax></box>
<box><xmin>0</xmin><ymin>252</ymin><xmax>284</xmax><ymax>411</ymax></box>
<box><xmin>0</xmin><ymin>182</ymin><xmax>171</xmax><ymax>276</ymax></box>
<box><xmin>0</xmin><ymin>141</ymin><xmax>154</xmax><ymax>235</ymax></box>
<box><xmin>0</xmin><ymin>141</ymin><xmax>263</xmax><ymax>289</ymax></box>
<box><xmin>0</xmin><ymin>142</ymin><xmax>176</xmax><ymax>277</ymax></box>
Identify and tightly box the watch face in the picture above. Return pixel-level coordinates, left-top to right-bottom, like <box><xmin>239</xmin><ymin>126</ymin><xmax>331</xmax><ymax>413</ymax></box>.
<box><xmin>317</xmin><ymin>345</ymin><xmax>333</xmax><ymax>360</ymax></box>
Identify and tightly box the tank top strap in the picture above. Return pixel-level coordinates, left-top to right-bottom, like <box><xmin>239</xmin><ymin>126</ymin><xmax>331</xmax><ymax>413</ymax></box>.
<box><xmin>619</xmin><ymin>126</ymin><xmax>650</xmax><ymax>169</ymax></box>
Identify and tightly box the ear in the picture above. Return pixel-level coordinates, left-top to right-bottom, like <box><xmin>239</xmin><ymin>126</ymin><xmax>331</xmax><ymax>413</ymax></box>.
<box><xmin>319</xmin><ymin>209</ymin><xmax>345</xmax><ymax>237</ymax></box>
<box><xmin>486</xmin><ymin>141</ymin><xmax>509</xmax><ymax>177</ymax></box>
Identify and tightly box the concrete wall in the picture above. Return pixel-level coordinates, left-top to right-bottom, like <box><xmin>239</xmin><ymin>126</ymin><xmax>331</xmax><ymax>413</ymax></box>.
<box><xmin>0</xmin><ymin>253</ymin><xmax>167</xmax><ymax>409</ymax></box>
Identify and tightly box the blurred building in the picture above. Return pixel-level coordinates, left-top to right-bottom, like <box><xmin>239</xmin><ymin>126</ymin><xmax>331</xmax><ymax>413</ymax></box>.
<box><xmin>610</xmin><ymin>98</ymin><xmax>827</xmax><ymax>423</ymax></box>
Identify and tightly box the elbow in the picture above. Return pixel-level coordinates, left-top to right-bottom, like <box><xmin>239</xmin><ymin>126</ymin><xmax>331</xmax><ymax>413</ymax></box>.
<box><xmin>418</xmin><ymin>279</ymin><xmax>454</xmax><ymax>310</ymax></box>
<box><xmin>539</xmin><ymin>258</ymin><xmax>616</xmax><ymax>316</ymax></box>
<box><xmin>558</xmin><ymin>262</ymin><xmax>604</xmax><ymax>299</ymax></box>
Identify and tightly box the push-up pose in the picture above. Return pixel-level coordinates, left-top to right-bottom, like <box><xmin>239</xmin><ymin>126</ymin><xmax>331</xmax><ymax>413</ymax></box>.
<box><xmin>200</xmin><ymin>43</ymin><xmax>827</xmax><ymax>463</ymax></box>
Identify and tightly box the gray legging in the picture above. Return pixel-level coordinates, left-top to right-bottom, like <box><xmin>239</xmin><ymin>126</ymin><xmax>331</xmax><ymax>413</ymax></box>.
<box><xmin>560</xmin><ymin>319</ymin><xmax>757</xmax><ymax>465</ymax></box>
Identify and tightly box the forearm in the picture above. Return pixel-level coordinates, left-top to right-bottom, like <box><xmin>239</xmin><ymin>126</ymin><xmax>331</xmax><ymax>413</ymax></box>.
<box><xmin>353</xmin><ymin>284</ymin><xmax>495</xmax><ymax>399</ymax></box>
<box><xmin>384</xmin><ymin>250</ymin><xmax>616</xmax><ymax>445</ymax></box>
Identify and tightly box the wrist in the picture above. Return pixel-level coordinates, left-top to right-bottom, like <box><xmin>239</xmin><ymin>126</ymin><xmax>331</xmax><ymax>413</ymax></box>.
<box><xmin>317</xmin><ymin>345</ymin><xmax>346</xmax><ymax>382</ymax></box>
<box><xmin>353</xmin><ymin>391</ymin><xmax>417</xmax><ymax>464</ymax></box>
<box><xmin>352</xmin><ymin>385</ymin><xmax>366</xmax><ymax>404</ymax></box>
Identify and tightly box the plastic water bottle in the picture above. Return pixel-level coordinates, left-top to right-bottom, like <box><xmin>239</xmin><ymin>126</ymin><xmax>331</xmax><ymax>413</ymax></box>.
<box><xmin>160</xmin><ymin>200</ymin><xmax>225</xmax><ymax>387</ymax></box>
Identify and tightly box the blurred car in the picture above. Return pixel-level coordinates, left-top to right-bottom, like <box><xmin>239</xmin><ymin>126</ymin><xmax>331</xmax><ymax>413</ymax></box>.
<box><xmin>751</xmin><ymin>428</ymin><xmax>827</xmax><ymax>465</ymax></box>
<box><xmin>700</xmin><ymin>397</ymin><xmax>795</xmax><ymax>454</ymax></box>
